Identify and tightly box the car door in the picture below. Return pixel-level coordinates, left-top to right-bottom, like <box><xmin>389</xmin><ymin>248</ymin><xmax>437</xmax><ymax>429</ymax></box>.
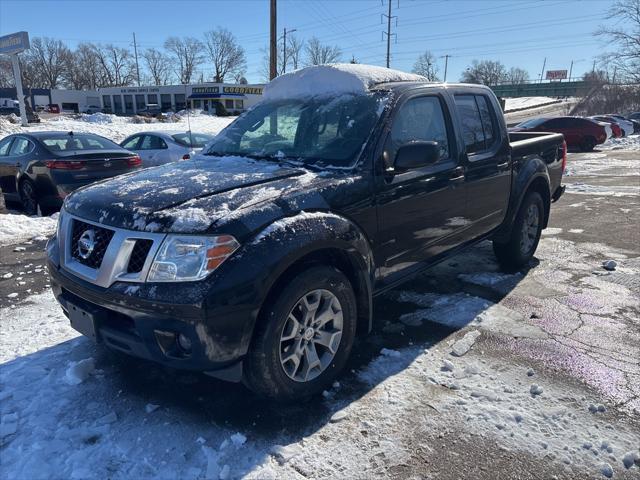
<box><xmin>4</xmin><ymin>136</ymin><xmax>35</xmax><ymax>195</ymax></box>
<box><xmin>375</xmin><ymin>93</ymin><xmax>467</xmax><ymax>286</ymax></box>
<box><xmin>138</xmin><ymin>134</ymin><xmax>169</xmax><ymax>166</ymax></box>
<box><xmin>0</xmin><ymin>136</ymin><xmax>16</xmax><ymax>196</ymax></box>
<box><xmin>453</xmin><ymin>93</ymin><xmax>511</xmax><ymax>239</ymax></box>
<box><xmin>121</xmin><ymin>135</ymin><xmax>142</xmax><ymax>155</ymax></box>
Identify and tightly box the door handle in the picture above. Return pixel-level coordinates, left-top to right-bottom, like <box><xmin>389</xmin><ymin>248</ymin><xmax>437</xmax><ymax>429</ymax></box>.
<box><xmin>496</xmin><ymin>161</ymin><xmax>509</xmax><ymax>168</ymax></box>
<box><xmin>450</xmin><ymin>166</ymin><xmax>465</xmax><ymax>181</ymax></box>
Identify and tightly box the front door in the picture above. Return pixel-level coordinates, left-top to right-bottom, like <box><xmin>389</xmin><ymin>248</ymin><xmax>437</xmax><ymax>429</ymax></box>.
<box><xmin>375</xmin><ymin>94</ymin><xmax>468</xmax><ymax>287</ymax></box>
<box><xmin>0</xmin><ymin>136</ymin><xmax>17</xmax><ymax>196</ymax></box>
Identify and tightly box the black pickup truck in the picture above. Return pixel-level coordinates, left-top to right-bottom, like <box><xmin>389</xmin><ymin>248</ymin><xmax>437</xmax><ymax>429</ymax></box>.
<box><xmin>47</xmin><ymin>65</ymin><xmax>565</xmax><ymax>400</ymax></box>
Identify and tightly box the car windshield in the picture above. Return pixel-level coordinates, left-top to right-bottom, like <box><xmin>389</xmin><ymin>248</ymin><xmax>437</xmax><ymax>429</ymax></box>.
<box><xmin>172</xmin><ymin>133</ymin><xmax>215</xmax><ymax>148</ymax></box>
<box><xmin>40</xmin><ymin>134</ymin><xmax>120</xmax><ymax>152</ymax></box>
<box><xmin>203</xmin><ymin>93</ymin><xmax>386</xmax><ymax>168</ymax></box>
<box><xmin>517</xmin><ymin>118</ymin><xmax>546</xmax><ymax>128</ymax></box>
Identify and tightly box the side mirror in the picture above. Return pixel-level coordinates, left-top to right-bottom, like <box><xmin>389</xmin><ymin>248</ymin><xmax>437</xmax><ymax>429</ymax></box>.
<box><xmin>394</xmin><ymin>141</ymin><xmax>440</xmax><ymax>171</ymax></box>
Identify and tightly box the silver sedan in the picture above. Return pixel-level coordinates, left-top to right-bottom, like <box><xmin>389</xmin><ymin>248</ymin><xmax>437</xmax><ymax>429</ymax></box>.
<box><xmin>120</xmin><ymin>131</ymin><xmax>215</xmax><ymax>167</ymax></box>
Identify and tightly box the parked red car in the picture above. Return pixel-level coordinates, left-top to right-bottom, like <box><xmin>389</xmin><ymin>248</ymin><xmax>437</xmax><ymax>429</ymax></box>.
<box><xmin>512</xmin><ymin>116</ymin><xmax>607</xmax><ymax>151</ymax></box>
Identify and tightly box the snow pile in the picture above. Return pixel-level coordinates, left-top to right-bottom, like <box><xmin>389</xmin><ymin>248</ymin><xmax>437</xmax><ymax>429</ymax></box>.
<box><xmin>503</xmin><ymin>96</ymin><xmax>559</xmax><ymax>112</ymax></box>
<box><xmin>599</xmin><ymin>134</ymin><xmax>640</xmax><ymax>151</ymax></box>
<box><xmin>77</xmin><ymin>112</ymin><xmax>124</xmax><ymax>124</ymax></box>
<box><xmin>263</xmin><ymin>63</ymin><xmax>427</xmax><ymax>101</ymax></box>
<box><xmin>0</xmin><ymin>213</ymin><xmax>58</xmax><ymax>246</ymax></box>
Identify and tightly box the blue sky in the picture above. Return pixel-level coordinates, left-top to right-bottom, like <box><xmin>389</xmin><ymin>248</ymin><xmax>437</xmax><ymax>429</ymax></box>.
<box><xmin>0</xmin><ymin>0</ymin><xmax>611</xmax><ymax>84</ymax></box>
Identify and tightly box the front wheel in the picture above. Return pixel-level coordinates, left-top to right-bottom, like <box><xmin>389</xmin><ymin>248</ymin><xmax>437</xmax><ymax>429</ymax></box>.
<box><xmin>243</xmin><ymin>266</ymin><xmax>357</xmax><ymax>401</ymax></box>
<box><xmin>493</xmin><ymin>191</ymin><xmax>544</xmax><ymax>271</ymax></box>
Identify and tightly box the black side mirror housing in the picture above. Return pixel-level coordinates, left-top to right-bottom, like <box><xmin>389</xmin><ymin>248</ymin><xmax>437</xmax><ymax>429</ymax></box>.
<box><xmin>394</xmin><ymin>141</ymin><xmax>440</xmax><ymax>171</ymax></box>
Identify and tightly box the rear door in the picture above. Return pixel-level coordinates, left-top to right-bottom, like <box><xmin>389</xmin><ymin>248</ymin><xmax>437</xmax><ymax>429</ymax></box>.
<box><xmin>138</xmin><ymin>134</ymin><xmax>169</xmax><ymax>166</ymax></box>
<box><xmin>0</xmin><ymin>136</ymin><xmax>16</xmax><ymax>195</ymax></box>
<box><xmin>375</xmin><ymin>92</ymin><xmax>467</xmax><ymax>286</ymax></box>
<box><xmin>453</xmin><ymin>93</ymin><xmax>511</xmax><ymax>239</ymax></box>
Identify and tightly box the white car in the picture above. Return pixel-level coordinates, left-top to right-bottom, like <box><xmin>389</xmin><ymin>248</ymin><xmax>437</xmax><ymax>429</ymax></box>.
<box><xmin>607</xmin><ymin>115</ymin><xmax>635</xmax><ymax>136</ymax></box>
<box><xmin>120</xmin><ymin>131</ymin><xmax>215</xmax><ymax>167</ymax></box>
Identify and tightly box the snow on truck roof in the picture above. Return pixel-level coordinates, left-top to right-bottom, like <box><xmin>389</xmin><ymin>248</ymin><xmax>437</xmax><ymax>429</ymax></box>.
<box><xmin>263</xmin><ymin>63</ymin><xmax>428</xmax><ymax>101</ymax></box>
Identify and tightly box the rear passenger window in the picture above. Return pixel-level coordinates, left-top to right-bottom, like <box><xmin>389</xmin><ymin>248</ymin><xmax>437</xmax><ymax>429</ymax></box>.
<box><xmin>454</xmin><ymin>94</ymin><xmax>498</xmax><ymax>154</ymax></box>
<box><xmin>0</xmin><ymin>138</ymin><xmax>12</xmax><ymax>156</ymax></box>
<box><xmin>140</xmin><ymin>135</ymin><xmax>167</xmax><ymax>150</ymax></box>
<box><xmin>390</xmin><ymin>96</ymin><xmax>450</xmax><ymax>161</ymax></box>
<box><xmin>9</xmin><ymin>138</ymin><xmax>32</xmax><ymax>156</ymax></box>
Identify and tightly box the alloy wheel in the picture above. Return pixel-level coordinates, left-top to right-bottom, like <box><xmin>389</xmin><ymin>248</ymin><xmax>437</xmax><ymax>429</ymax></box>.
<box><xmin>279</xmin><ymin>289</ymin><xmax>344</xmax><ymax>382</ymax></box>
<box><xmin>520</xmin><ymin>203</ymin><xmax>539</xmax><ymax>255</ymax></box>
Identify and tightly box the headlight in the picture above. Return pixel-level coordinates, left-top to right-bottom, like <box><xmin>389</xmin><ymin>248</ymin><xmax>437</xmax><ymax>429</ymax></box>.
<box><xmin>147</xmin><ymin>235</ymin><xmax>240</xmax><ymax>282</ymax></box>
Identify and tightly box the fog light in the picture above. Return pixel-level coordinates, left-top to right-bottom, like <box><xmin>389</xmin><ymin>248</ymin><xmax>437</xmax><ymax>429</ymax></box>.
<box><xmin>177</xmin><ymin>333</ymin><xmax>192</xmax><ymax>352</ymax></box>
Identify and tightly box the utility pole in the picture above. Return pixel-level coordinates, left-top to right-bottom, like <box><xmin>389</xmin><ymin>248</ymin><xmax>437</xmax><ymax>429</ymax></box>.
<box><xmin>612</xmin><ymin>66</ymin><xmax>617</xmax><ymax>84</ymax></box>
<box><xmin>568</xmin><ymin>60</ymin><xmax>574</xmax><ymax>81</ymax></box>
<box><xmin>133</xmin><ymin>33</ymin><xmax>141</xmax><ymax>86</ymax></box>
<box><xmin>282</xmin><ymin>27</ymin><xmax>296</xmax><ymax>74</ymax></box>
<box><xmin>539</xmin><ymin>57</ymin><xmax>546</xmax><ymax>83</ymax></box>
<box><xmin>270</xmin><ymin>0</ymin><xmax>277</xmax><ymax>80</ymax></box>
<box><xmin>382</xmin><ymin>0</ymin><xmax>397</xmax><ymax>68</ymax></box>
<box><xmin>592</xmin><ymin>59</ymin><xmax>596</xmax><ymax>73</ymax></box>
<box><xmin>442</xmin><ymin>54</ymin><xmax>450</xmax><ymax>82</ymax></box>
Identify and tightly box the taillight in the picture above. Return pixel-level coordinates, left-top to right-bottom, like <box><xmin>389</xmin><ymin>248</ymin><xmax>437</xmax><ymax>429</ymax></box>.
<box><xmin>181</xmin><ymin>154</ymin><xmax>190</xmax><ymax>160</ymax></box>
<box><xmin>45</xmin><ymin>160</ymin><xmax>85</xmax><ymax>170</ymax></box>
<box><xmin>561</xmin><ymin>140</ymin><xmax>567</xmax><ymax>173</ymax></box>
<box><xmin>126</xmin><ymin>155</ymin><xmax>142</xmax><ymax>167</ymax></box>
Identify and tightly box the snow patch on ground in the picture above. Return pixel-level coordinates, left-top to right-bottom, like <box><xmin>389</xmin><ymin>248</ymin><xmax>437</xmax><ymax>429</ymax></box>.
<box><xmin>503</xmin><ymin>96</ymin><xmax>558</xmax><ymax>112</ymax></box>
<box><xmin>0</xmin><ymin>213</ymin><xmax>58</xmax><ymax>246</ymax></box>
<box><xmin>599</xmin><ymin>134</ymin><xmax>640</xmax><ymax>151</ymax></box>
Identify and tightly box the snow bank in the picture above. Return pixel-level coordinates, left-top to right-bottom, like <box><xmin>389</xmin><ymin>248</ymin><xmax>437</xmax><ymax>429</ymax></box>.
<box><xmin>263</xmin><ymin>63</ymin><xmax>427</xmax><ymax>101</ymax></box>
<box><xmin>0</xmin><ymin>213</ymin><xmax>58</xmax><ymax>246</ymax></box>
<box><xmin>503</xmin><ymin>96</ymin><xmax>559</xmax><ymax>112</ymax></box>
<box><xmin>599</xmin><ymin>134</ymin><xmax>640</xmax><ymax>151</ymax></box>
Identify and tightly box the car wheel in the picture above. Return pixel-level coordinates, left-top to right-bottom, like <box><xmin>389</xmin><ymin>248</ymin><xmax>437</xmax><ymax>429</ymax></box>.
<box><xmin>243</xmin><ymin>265</ymin><xmax>357</xmax><ymax>401</ymax></box>
<box><xmin>493</xmin><ymin>191</ymin><xmax>544</xmax><ymax>271</ymax></box>
<box><xmin>580</xmin><ymin>136</ymin><xmax>596</xmax><ymax>152</ymax></box>
<box><xmin>19</xmin><ymin>179</ymin><xmax>39</xmax><ymax>216</ymax></box>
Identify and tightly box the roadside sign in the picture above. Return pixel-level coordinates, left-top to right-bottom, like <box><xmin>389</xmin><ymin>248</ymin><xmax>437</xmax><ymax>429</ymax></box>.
<box><xmin>0</xmin><ymin>31</ymin><xmax>30</xmax><ymax>55</ymax></box>
<box><xmin>546</xmin><ymin>70</ymin><xmax>568</xmax><ymax>81</ymax></box>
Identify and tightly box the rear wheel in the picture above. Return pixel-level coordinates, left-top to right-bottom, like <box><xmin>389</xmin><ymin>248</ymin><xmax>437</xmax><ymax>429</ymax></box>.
<box><xmin>19</xmin><ymin>179</ymin><xmax>39</xmax><ymax>216</ymax></box>
<box><xmin>580</xmin><ymin>136</ymin><xmax>596</xmax><ymax>152</ymax></box>
<box><xmin>243</xmin><ymin>266</ymin><xmax>357</xmax><ymax>401</ymax></box>
<box><xmin>493</xmin><ymin>191</ymin><xmax>544</xmax><ymax>270</ymax></box>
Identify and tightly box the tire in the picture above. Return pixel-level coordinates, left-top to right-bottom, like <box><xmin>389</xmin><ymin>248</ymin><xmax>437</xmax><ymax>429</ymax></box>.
<box><xmin>19</xmin><ymin>179</ymin><xmax>39</xmax><ymax>216</ymax></box>
<box><xmin>243</xmin><ymin>265</ymin><xmax>357</xmax><ymax>401</ymax></box>
<box><xmin>493</xmin><ymin>191</ymin><xmax>544</xmax><ymax>271</ymax></box>
<box><xmin>580</xmin><ymin>136</ymin><xmax>596</xmax><ymax>152</ymax></box>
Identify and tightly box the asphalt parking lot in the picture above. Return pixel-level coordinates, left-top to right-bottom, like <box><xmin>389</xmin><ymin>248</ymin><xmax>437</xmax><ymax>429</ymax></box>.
<box><xmin>1</xmin><ymin>145</ymin><xmax>639</xmax><ymax>479</ymax></box>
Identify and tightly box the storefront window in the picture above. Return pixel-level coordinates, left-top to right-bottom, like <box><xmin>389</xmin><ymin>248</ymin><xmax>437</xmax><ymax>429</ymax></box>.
<box><xmin>225</xmin><ymin>99</ymin><xmax>234</xmax><ymax>109</ymax></box>
<box><xmin>193</xmin><ymin>99</ymin><xmax>202</xmax><ymax>109</ymax></box>
<box><xmin>124</xmin><ymin>95</ymin><xmax>134</xmax><ymax>114</ymax></box>
<box><xmin>234</xmin><ymin>99</ymin><xmax>244</xmax><ymax>110</ymax></box>
<box><xmin>113</xmin><ymin>95</ymin><xmax>123</xmax><ymax>114</ymax></box>
<box><xmin>135</xmin><ymin>94</ymin><xmax>146</xmax><ymax>111</ymax></box>
<box><xmin>175</xmin><ymin>94</ymin><xmax>186</xmax><ymax>111</ymax></box>
<box><xmin>161</xmin><ymin>94</ymin><xmax>172</xmax><ymax>112</ymax></box>
<box><xmin>147</xmin><ymin>94</ymin><xmax>158</xmax><ymax>105</ymax></box>
<box><xmin>102</xmin><ymin>95</ymin><xmax>112</xmax><ymax>112</ymax></box>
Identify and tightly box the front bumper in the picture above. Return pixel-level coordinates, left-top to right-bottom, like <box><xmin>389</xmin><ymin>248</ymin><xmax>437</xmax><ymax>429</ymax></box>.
<box><xmin>47</xmin><ymin>239</ymin><xmax>256</xmax><ymax>382</ymax></box>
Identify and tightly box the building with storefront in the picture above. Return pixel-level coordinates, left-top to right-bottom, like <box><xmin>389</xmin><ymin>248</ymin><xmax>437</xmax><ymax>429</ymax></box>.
<box><xmin>98</xmin><ymin>82</ymin><xmax>264</xmax><ymax>115</ymax></box>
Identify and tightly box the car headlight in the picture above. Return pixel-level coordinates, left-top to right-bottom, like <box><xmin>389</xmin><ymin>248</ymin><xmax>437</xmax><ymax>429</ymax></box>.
<box><xmin>147</xmin><ymin>235</ymin><xmax>240</xmax><ymax>282</ymax></box>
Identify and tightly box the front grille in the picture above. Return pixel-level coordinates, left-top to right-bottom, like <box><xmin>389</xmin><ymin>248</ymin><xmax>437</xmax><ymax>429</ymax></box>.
<box><xmin>71</xmin><ymin>220</ymin><xmax>115</xmax><ymax>269</ymax></box>
<box><xmin>127</xmin><ymin>239</ymin><xmax>153</xmax><ymax>273</ymax></box>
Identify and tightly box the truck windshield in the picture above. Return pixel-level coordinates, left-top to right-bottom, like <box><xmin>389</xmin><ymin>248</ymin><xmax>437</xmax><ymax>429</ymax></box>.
<box><xmin>203</xmin><ymin>93</ymin><xmax>386</xmax><ymax>168</ymax></box>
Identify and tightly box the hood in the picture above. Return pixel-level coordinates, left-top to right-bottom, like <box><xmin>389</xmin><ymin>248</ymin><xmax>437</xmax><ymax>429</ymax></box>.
<box><xmin>63</xmin><ymin>155</ymin><xmax>331</xmax><ymax>233</ymax></box>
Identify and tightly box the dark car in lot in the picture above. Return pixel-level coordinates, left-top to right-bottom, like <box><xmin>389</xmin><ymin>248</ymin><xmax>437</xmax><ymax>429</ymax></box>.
<box><xmin>0</xmin><ymin>131</ymin><xmax>142</xmax><ymax>215</ymax></box>
<box><xmin>47</xmin><ymin>65</ymin><xmax>565</xmax><ymax>400</ymax></box>
<box><xmin>511</xmin><ymin>116</ymin><xmax>607</xmax><ymax>151</ymax></box>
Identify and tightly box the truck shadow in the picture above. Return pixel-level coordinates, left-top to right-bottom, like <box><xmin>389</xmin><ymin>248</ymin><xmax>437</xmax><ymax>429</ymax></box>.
<box><xmin>1</xmin><ymin>241</ymin><xmax>535</xmax><ymax>476</ymax></box>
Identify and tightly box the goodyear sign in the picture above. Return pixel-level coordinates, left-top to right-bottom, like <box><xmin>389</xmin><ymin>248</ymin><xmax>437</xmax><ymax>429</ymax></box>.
<box><xmin>192</xmin><ymin>86</ymin><xmax>220</xmax><ymax>94</ymax></box>
<box><xmin>223</xmin><ymin>86</ymin><xmax>263</xmax><ymax>95</ymax></box>
<box><xmin>0</xmin><ymin>31</ymin><xmax>30</xmax><ymax>55</ymax></box>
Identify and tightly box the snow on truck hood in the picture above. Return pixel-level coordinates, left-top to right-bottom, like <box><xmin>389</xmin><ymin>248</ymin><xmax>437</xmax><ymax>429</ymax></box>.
<box><xmin>263</xmin><ymin>63</ymin><xmax>427</xmax><ymax>101</ymax></box>
<box><xmin>62</xmin><ymin>156</ymin><xmax>334</xmax><ymax>233</ymax></box>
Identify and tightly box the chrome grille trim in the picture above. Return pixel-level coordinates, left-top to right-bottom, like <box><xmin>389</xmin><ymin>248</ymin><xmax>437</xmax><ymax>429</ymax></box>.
<box><xmin>59</xmin><ymin>211</ymin><xmax>166</xmax><ymax>288</ymax></box>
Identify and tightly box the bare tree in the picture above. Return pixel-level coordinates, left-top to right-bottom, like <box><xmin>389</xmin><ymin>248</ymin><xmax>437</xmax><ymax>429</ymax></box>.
<box><xmin>165</xmin><ymin>36</ymin><xmax>205</xmax><ymax>84</ymax></box>
<box><xmin>22</xmin><ymin>37</ymin><xmax>71</xmax><ymax>88</ymax></box>
<box><xmin>595</xmin><ymin>0</ymin><xmax>640</xmax><ymax>82</ymax></box>
<box><xmin>63</xmin><ymin>43</ymin><xmax>104</xmax><ymax>89</ymax></box>
<box><xmin>142</xmin><ymin>48</ymin><xmax>172</xmax><ymax>85</ymax></box>
<box><xmin>92</xmin><ymin>44</ymin><xmax>136</xmax><ymax>87</ymax></box>
<box><xmin>412</xmin><ymin>50</ymin><xmax>439</xmax><ymax>81</ymax></box>
<box><xmin>507</xmin><ymin>67</ymin><xmax>530</xmax><ymax>84</ymax></box>
<box><xmin>305</xmin><ymin>37</ymin><xmax>342</xmax><ymax>66</ymax></box>
<box><xmin>0</xmin><ymin>57</ymin><xmax>14</xmax><ymax>88</ymax></box>
<box><xmin>287</xmin><ymin>35</ymin><xmax>304</xmax><ymax>71</ymax></box>
<box><xmin>460</xmin><ymin>60</ymin><xmax>508</xmax><ymax>86</ymax></box>
<box><xmin>204</xmin><ymin>28</ymin><xmax>246</xmax><ymax>83</ymax></box>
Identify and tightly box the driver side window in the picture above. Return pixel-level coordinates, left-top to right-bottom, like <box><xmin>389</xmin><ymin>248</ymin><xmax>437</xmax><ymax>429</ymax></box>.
<box><xmin>239</xmin><ymin>104</ymin><xmax>303</xmax><ymax>153</ymax></box>
<box><xmin>390</xmin><ymin>96</ymin><xmax>450</xmax><ymax>163</ymax></box>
